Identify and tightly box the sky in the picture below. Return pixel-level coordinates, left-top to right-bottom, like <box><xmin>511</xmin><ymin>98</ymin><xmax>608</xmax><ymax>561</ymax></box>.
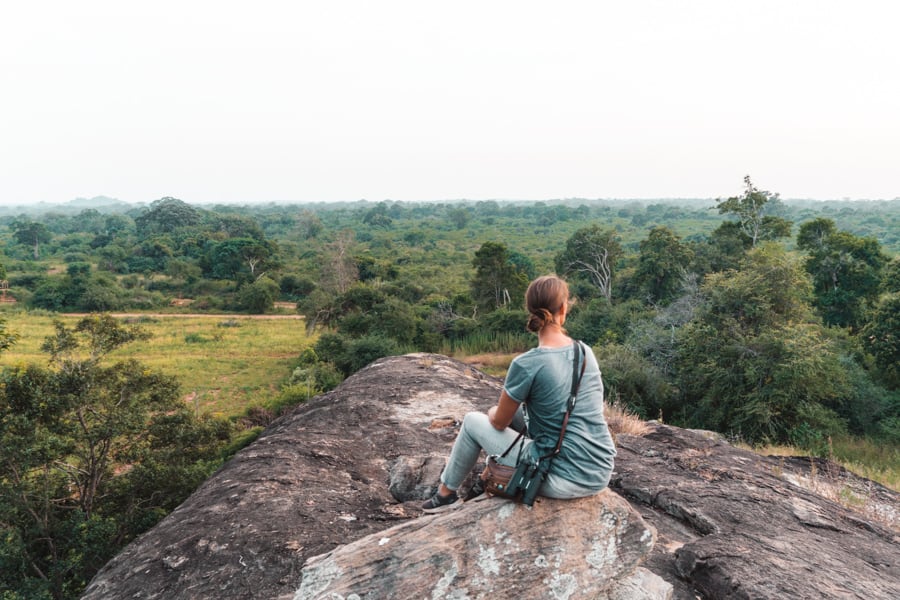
<box><xmin>1</xmin><ymin>1</ymin><xmax>898</xmax><ymax>206</ymax></box>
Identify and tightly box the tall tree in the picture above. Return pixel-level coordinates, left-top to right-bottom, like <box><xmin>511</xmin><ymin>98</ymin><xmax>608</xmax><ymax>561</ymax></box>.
<box><xmin>715</xmin><ymin>176</ymin><xmax>792</xmax><ymax>248</ymax></box>
<box><xmin>471</xmin><ymin>242</ymin><xmax>528</xmax><ymax>313</ymax></box>
<box><xmin>555</xmin><ymin>225</ymin><xmax>622</xmax><ymax>303</ymax></box>
<box><xmin>633</xmin><ymin>226</ymin><xmax>694</xmax><ymax>305</ymax></box>
<box><xmin>862</xmin><ymin>294</ymin><xmax>900</xmax><ymax>389</ymax></box>
<box><xmin>134</xmin><ymin>197</ymin><xmax>201</xmax><ymax>237</ymax></box>
<box><xmin>321</xmin><ymin>230</ymin><xmax>359</xmax><ymax>294</ymax></box>
<box><xmin>797</xmin><ymin>218</ymin><xmax>889</xmax><ymax>329</ymax></box>
<box><xmin>676</xmin><ymin>244</ymin><xmax>849</xmax><ymax>446</ymax></box>
<box><xmin>11</xmin><ymin>220</ymin><xmax>52</xmax><ymax>259</ymax></box>
<box><xmin>205</xmin><ymin>238</ymin><xmax>276</xmax><ymax>281</ymax></box>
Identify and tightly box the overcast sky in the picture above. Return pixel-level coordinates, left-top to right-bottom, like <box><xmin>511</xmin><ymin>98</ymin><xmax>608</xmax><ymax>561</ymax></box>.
<box><xmin>1</xmin><ymin>1</ymin><xmax>898</xmax><ymax>206</ymax></box>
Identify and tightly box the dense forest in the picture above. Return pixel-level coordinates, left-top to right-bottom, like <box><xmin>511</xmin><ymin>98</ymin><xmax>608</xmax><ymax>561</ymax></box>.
<box><xmin>1</xmin><ymin>181</ymin><xmax>899</xmax><ymax>598</ymax></box>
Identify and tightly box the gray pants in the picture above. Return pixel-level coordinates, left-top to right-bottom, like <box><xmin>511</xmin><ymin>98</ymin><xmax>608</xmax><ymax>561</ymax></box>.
<box><xmin>439</xmin><ymin>411</ymin><xmax>599</xmax><ymax>499</ymax></box>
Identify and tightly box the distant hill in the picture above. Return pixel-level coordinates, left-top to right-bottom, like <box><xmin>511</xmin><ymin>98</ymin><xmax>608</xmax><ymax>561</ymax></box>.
<box><xmin>66</xmin><ymin>195</ymin><xmax>130</xmax><ymax>209</ymax></box>
<box><xmin>0</xmin><ymin>195</ymin><xmax>137</xmax><ymax>216</ymax></box>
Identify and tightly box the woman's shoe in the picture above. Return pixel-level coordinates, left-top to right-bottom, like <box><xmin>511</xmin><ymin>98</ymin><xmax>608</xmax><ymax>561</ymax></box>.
<box><xmin>421</xmin><ymin>490</ymin><xmax>459</xmax><ymax>513</ymax></box>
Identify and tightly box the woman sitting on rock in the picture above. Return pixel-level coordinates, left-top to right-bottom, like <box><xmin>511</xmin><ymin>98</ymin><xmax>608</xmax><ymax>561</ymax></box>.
<box><xmin>423</xmin><ymin>274</ymin><xmax>616</xmax><ymax>512</ymax></box>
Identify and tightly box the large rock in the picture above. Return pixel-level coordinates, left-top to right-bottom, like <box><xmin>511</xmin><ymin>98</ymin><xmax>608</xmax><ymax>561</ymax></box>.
<box><xmin>295</xmin><ymin>490</ymin><xmax>664</xmax><ymax>600</ymax></box>
<box><xmin>82</xmin><ymin>354</ymin><xmax>900</xmax><ymax>599</ymax></box>
<box><xmin>611</xmin><ymin>425</ymin><xmax>900</xmax><ymax>599</ymax></box>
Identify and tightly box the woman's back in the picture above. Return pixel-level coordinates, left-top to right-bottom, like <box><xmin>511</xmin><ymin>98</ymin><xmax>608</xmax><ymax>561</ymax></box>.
<box><xmin>504</xmin><ymin>342</ymin><xmax>616</xmax><ymax>491</ymax></box>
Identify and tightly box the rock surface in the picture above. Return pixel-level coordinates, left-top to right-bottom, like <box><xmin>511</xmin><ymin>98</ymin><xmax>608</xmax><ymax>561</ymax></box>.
<box><xmin>611</xmin><ymin>426</ymin><xmax>900</xmax><ymax>599</ymax></box>
<box><xmin>296</xmin><ymin>490</ymin><xmax>661</xmax><ymax>600</ymax></box>
<box><xmin>82</xmin><ymin>353</ymin><xmax>900</xmax><ymax>599</ymax></box>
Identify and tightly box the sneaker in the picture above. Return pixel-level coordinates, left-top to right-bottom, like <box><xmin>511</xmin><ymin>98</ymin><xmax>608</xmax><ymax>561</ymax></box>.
<box><xmin>421</xmin><ymin>490</ymin><xmax>459</xmax><ymax>513</ymax></box>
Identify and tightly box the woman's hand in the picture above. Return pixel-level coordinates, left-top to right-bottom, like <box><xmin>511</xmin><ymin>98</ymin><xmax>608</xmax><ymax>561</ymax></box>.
<box><xmin>488</xmin><ymin>390</ymin><xmax>518</xmax><ymax>430</ymax></box>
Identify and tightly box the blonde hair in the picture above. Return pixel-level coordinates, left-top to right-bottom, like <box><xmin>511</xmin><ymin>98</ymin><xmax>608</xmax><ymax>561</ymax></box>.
<box><xmin>525</xmin><ymin>275</ymin><xmax>569</xmax><ymax>333</ymax></box>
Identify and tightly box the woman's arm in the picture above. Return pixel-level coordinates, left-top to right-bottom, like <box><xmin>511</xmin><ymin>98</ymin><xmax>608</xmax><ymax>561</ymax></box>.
<box><xmin>487</xmin><ymin>390</ymin><xmax>519</xmax><ymax>430</ymax></box>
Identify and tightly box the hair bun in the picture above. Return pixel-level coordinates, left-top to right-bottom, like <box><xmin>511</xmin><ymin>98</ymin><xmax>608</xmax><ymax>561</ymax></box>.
<box><xmin>526</xmin><ymin>308</ymin><xmax>553</xmax><ymax>333</ymax></box>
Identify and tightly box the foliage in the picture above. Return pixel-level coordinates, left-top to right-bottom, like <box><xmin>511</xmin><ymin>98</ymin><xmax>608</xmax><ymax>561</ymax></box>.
<box><xmin>314</xmin><ymin>332</ymin><xmax>401</xmax><ymax>376</ymax></box>
<box><xmin>675</xmin><ymin>245</ymin><xmax>850</xmax><ymax>446</ymax></box>
<box><xmin>470</xmin><ymin>242</ymin><xmax>529</xmax><ymax>312</ymax></box>
<box><xmin>797</xmin><ymin>218</ymin><xmax>889</xmax><ymax>329</ymax></box>
<box><xmin>555</xmin><ymin>225</ymin><xmax>622</xmax><ymax>302</ymax></box>
<box><xmin>595</xmin><ymin>343</ymin><xmax>676</xmax><ymax>420</ymax></box>
<box><xmin>0</xmin><ymin>316</ymin><xmax>18</xmax><ymax>354</ymax></box>
<box><xmin>881</xmin><ymin>257</ymin><xmax>900</xmax><ymax>294</ymax></box>
<box><xmin>862</xmin><ymin>293</ymin><xmax>900</xmax><ymax>388</ymax></box>
<box><xmin>134</xmin><ymin>197</ymin><xmax>201</xmax><ymax>236</ymax></box>
<box><xmin>0</xmin><ymin>316</ymin><xmax>231</xmax><ymax>599</ymax></box>
<box><xmin>235</xmin><ymin>276</ymin><xmax>280</xmax><ymax>313</ymax></box>
<box><xmin>565</xmin><ymin>298</ymin><xmax>649</xmax><ymax>347</ymax></box>
<box><xmin>10</xmin><ymin>220</ymin><xmax>52</xmax><ymax>259</ymax></box>
<box><xmin>715</xmin><ymin>175</ymin><xmax>792</xmax><ymax>248</ymax></box>
<box><xmin>633</xmin><ymin>226</ymin><xmax>695</xmax><ymax>305</ymax></box>
<box><xmin>202</xmin><ymin>237</ymin><xmax>277</xmax><ymax>282</ymax></box>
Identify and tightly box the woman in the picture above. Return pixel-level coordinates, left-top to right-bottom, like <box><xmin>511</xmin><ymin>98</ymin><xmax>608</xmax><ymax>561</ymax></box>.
<box><xmin>423</xmin><ymin>274</ymin><xmax>616</xmax><ymax>512</ymax></box>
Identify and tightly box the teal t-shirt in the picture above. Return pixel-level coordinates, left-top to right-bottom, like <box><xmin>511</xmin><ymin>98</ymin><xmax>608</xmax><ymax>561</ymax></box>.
<box><xmin>503</xmin><ymin>343</ymin><xmax>616</xmax><ymax>490</ymax></box>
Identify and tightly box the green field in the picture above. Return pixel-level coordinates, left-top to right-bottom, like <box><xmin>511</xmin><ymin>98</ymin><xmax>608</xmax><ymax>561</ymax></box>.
<box><xmin>0</xmin><ymin>310</ymin><xmax>313</xmax><ymax>417</ymax></box>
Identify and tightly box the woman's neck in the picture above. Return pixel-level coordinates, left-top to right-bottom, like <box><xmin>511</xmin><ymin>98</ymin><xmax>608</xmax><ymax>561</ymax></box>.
<box><xmin>538</xmin><ymin>325</ymin><xmax>570</xmax><ymax>348</ymax></box>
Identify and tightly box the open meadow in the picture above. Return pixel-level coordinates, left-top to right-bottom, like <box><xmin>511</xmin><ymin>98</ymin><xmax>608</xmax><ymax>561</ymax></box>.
<box><xmin>0</xmin><ymin>310</ymin><xmax>313</xmax><ymax>417</ymax></box>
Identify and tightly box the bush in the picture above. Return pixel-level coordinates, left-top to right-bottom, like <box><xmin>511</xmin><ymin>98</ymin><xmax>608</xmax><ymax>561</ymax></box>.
<box><xmin>343</xmin><ymin>335</ymin><xmax>401</xmax><ymax>374</ymax></box>
<box><xmin>315</xmin><ymin>332</ymin><xmax>400</xmax><ymax>376</ymax></box>
<box><xmin>185</xmin><ymin>333</ymin><xmax>218</xmax><ymax>344</ymax></box>
<box><xmin>280</xmin><ymin>274</ymin><xmax>316</xmax><ymax>299</ymax></box>
<box><xmin>482</xmin><ymin>308</ymin><xmax>528</xmax><ymax>335</ymax></box>
<box><xmin>566</xmin><ymin>299</ymin><xmax>649</xmax><ymax>347</ymax></box>
<box><xmin>595</xmin><ymin>343</ymin><xmax>676</xmax><ymax>420</ymax></box>
<box><xmin>235</xmin><ymin>277</ymin><xmax>279</xmax><ymax>313</ymax></box>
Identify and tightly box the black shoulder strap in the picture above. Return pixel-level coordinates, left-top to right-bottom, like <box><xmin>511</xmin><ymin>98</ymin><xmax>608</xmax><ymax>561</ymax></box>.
<box><xmin>568</xmin><ymin>341</ymin><xmax>586</xmax><ymax>411</ymax></box>
<box><xmin>549</xmin><ymin>341</ymin><xmax>587</xmax><ymax>457</ymax></box>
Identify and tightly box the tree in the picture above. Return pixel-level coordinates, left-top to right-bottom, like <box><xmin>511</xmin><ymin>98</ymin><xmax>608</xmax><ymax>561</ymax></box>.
<box><xmin>675</xmin><ymin>244</ymin><xmax>849</xmax><ymax>446</ymax></box>
<box><xmin>555</xmin><ymin>225</ymin><xmax>622</xmax><ymax>303</ymax></box>
<box><xmin>211</xmin><ymin>214</ymin><xmax>265</xmax><ymax>240</ymax></box>
<box><xmin>12</xmin><ymin>220</ymin><xmax>52</xmax><ymax>259</ymax></box>
<box><xmin>863</xmin><ymin>294</ymin><xmax>900</xmax><ymax>389</ymax></box>
<box><xmin>362</xmin><ymin>203</ymin><xmax>393</xmax><ymax>228</ymax></box>
<box><xmin>134</xmin><ymin>197</ymin><xmax>201</xmax><ymax>237</ymax></box>
<box><xmin>0</xmin><ymin>315</ymin><xmax>17</xmax><ymax>354</ymax></box>
<box><xmin>295</xmin><ymin>210</ymin><xmax>323</xmax><ymax>239</ymax></box>
<box><xmin>633</xmin><ymin>226</ymin><xmax>694</xmax><ymax>305</ymax></box>
<box><xmin>0</xmin><ymin>316</ymin><xmax>230</xmax><ymax>598</ymax></box>
<box><xmin>447</xmin><ymin>207</ymin><xmax>470</xmax><ymax>230</ymax></box>
<box><xmin>797</xmin><ymin>218</ymin><xmax>889</xmax><ymax>329</ymax></box>
<box><xmin>881</xmin><ymin>257</ymin><xmax>900</xmax><ymax>295</ymax></box>
<box><xmin>471</xmin><ymin>242</ymin><xmax>528</xmax><ymax>313</ymax></box>
<box><xmin>320</xmin><ymin>230</ymin><xmax>359</xmax><ymax>294</ymax></box>
<box><xmin>715</xmin><ymin>176</ymin><xmax>792</xmax><ymax>248</ymax></box>
<box><xmin>204</xmin><ymin>238</ymin><xmax>276</xmax><ymax>281</ymax></box>
<box><xmin>595</xmin><ymin>343</ymin><xmax>676</xmax><ymax>420</ymax></box>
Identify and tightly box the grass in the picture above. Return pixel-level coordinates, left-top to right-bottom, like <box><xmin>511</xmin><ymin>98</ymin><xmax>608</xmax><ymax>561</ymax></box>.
<box><xmin>0</xmin><ymin>309</ymin><xmax>313</xmax><ymax>417</ymax></box>
<box><xmin>753</xmin><ymin>436</ymin><xmax>900</xmax><ymax>493</ymax></box>
<box><xmin>456</xmin><ymin>351</ymin><xmax>520</xmax><ymax>377</ymax></box>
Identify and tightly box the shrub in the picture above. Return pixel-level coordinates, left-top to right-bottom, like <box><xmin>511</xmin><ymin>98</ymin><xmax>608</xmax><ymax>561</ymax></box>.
<box><xmin>236</xmin><ymin>277</ymin><xmax>279</xmax><ymax>313</ymax></box>
<box><xmin>595</xmin><ymin>343</ymin><xmax>676</xmax><ymax>420</ymax></box>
